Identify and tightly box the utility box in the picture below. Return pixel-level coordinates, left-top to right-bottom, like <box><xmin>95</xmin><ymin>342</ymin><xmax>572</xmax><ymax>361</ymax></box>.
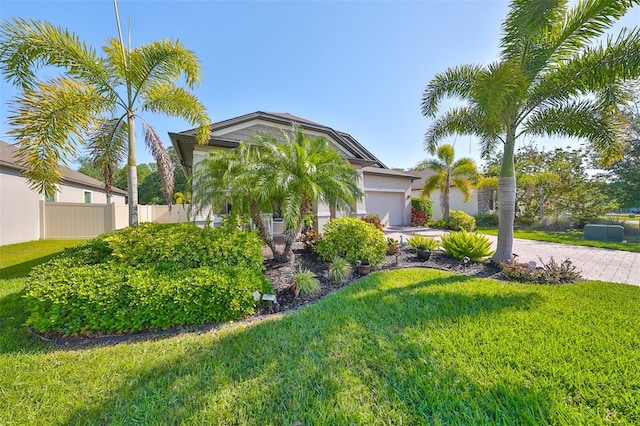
<box><xmin>584</xmin><ymin>224</ymin><xmax>624</xmax><ymax>242</ymax></box>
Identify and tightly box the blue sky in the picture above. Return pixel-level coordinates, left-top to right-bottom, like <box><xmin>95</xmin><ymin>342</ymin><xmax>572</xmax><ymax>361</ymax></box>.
<box><xmin>1</xmin><ymin>0</ymin><xmax>638</xmax><ymax>170</ymax></box>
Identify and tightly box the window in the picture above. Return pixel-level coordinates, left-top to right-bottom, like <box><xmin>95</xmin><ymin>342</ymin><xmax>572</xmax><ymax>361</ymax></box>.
<box><xmin>84</xmin><ymin>191</ymin><xmax>92</xmax><ymax>204</ymax></box>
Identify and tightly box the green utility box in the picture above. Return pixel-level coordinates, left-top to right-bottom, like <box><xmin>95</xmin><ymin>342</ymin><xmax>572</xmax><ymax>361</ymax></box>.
<box><xmin>584</xmin><ymin>224</ymin><xmax>625</xmax><ymax>242</ymax></box>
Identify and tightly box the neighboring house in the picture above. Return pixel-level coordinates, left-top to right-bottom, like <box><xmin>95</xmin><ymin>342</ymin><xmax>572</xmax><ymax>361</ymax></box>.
<box><xmin>409</xmin><ymin>168</ymin><xmax>480</xmax><ymax>220</ymax></box>
<box><xmin>0</xmin><ymin>140</ymin><xmax>127</xmax><ymax>245</ymax></box>
<box><xmin>169</xmin><ymin>111</ymin><xmax>419</xmax><ymax>229</ymax></box>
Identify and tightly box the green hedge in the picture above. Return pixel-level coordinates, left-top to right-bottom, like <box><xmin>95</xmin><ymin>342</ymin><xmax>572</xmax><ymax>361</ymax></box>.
<box><xmin>448</xmin><ymin>210</ymin><xmax>476</xmax><ymax>231</ymax></box>
<box><xmin>317</xmin><ymin>218</ymin><xmax>387</xmax><ymax>266</ymax></box>
<box><xmin>24</xmin><ymin>223</ymin><xmax>270</xmax><ymax>336</ymax></box>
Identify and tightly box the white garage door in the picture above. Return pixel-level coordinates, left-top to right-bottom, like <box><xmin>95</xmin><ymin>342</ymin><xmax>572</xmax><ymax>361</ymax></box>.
<box><xmin>365</xmin><ymin>191</ymin><xmax>405</xmax><ymax>226</ymax></box>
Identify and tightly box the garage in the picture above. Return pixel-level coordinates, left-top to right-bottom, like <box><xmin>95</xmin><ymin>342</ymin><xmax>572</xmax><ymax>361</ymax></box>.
<box><xmin>365</xmin><ymin>191</ymin><xmax>405</xmax><ymax>226</ymax></box>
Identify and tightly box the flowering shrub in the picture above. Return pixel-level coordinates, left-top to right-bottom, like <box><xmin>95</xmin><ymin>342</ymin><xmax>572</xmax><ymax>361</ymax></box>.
<box><xmin>448</xmin><ymin>210</ymin><xmax>476</xmax><ymax>231</ymax></box>
<box><xmin>411</xmin><ymin>197</ymin><xmax>433</xmax><ymax>226</ymax></box>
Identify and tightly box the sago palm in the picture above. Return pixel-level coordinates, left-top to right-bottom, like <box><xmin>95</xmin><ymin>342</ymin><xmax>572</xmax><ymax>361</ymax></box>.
<box><xmin>0</xmin><ymin>13</ymin><xmax>211</xmax><ymax>225</ymax></box>
<box><xmin>193</xmin><ymin>127</ymin><xmax>362</xmax><ymax>262</ymax></box>
<box><xmin>422</xmin><ymin>0</ymin><xmax>640</xmax><ymax>262</ymax></box>
<box><xmin>415</xmin><ymin>144</ymin><xmax>478</xmax><ymax>223</ymax></box>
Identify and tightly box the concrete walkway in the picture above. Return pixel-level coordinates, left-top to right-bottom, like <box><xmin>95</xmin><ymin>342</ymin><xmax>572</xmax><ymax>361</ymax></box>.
<box><xmin>383</xmin><ymin>226</ymin><xmax>640</xmax><ymax>287</ymax></box>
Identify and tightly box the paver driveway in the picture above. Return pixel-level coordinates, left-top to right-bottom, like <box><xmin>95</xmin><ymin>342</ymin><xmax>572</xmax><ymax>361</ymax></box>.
<box><xmin>384</xmin><ymin>227</ymin><xmax>640</xmax><ymax>287</ymax></box>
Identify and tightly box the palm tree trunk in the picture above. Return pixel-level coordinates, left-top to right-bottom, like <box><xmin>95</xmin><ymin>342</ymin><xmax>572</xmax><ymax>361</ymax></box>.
<box><xmin>443</xmin><ymin>181</ymin><xmax>450</xmax><ymax>223</ymax></box>
<box><xmin>249</xmin><ymin>201</ymin><xmax>279</xmax><ymax>260</ymax></box>
<box><xmin>491</xmin><ymin>132</ymin><xmax>516</xmax><ymax>263</ymax></box>
<box><xmin>538</xmin><ymin>184</ymin><xmax>545</xmax><ymax>219</ymax></box>
<box><xmin>127</xmin><ymin>112</ymin><xmax>139</xmax><ymax>226</ymax></box>
<box><xmin>281</xmin><ymin>199</ymin><xmax>313</xmax><ymax>262</ymax></box>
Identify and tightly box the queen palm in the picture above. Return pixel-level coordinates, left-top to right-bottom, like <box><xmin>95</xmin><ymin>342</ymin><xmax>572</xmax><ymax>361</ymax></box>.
<box><xmin>415</xmin><ymin>144</ymin><xmax>477</xmax><ymax>223</ymax></box>
<box><xmin>422</xmin><ymin>0</ymin><xmax>640</xmax><ymax>263</ymax></box>
<box><xmin>193</xmin><ymin>127</ymin><xmax>362</xmax><ymax>262</ymax></box>
<box><xmin>0</xmin><ymin>14</ymin><xmax>211</xmax><ymax>225</ymax></box>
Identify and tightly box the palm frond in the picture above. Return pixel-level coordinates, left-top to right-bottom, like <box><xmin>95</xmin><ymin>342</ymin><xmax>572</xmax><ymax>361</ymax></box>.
<box><xmin>86</xmin><ymin>117</ymin><xmax>127</xmax><ymax>195</ymax></box>
<box><xmin>452</xmin><ymin>158</ymin><xmax>479</xmax><ymax>179</ymax></box>
<box><xmin>141</xmin><ymin>120</ymin><xmax>175</xmax><ymax>206</ymax></box>
<box><xmin>421</xmin><ymin>174</ymin><xmax>445</xmax><ymax>197</ymax></box>
<box><xmin>421</xmin><ymin>64</ymin><xmax>484</xmax><ymax>117</ymax></box>
<box><xmin>7</xmin><ymin>77</ymin><xmax>110</xmax><ymax>196</ymax></box>
<box><xmin>451</xmin><ymin>176</ymin><xmax>475</xmax><ymax>202</ymax></box>
<box><xmin>424</xmin><ymin>106</ymin><xmax>502</xmax><ymax>155</ymax></box>
<box><xmin>142</xmin><ymin>83</ymin><xmax>211</xmax><ymax>144</ymax></box>
<box><xmin>414</xmin><ymin>159</ymin><xmax>444</xmax><ymax>173</ymax></box>
<box><xmin>523</xmin><ymin>99</ymin><xmax>628</xmax><ymax>165</ymax></box>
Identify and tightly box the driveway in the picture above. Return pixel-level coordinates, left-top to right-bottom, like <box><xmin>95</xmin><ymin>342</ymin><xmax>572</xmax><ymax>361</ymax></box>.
<box><xmin>383</xmin><ymin>226</ymin><xmax>640</xmax><ymax>287</ymax></box>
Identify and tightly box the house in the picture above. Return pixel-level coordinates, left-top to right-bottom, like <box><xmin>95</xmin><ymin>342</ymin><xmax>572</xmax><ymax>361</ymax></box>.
<box><xmin>169</xmin><ymin>111</ymin><xmax>419</xmax><ymax>230</ymax></box>
<box><xmin>0</xmin><ymin>140</ymin><xmax>127</xmax><ymax>245</ymax></box>
<box><xmin>410</xmin><ymin>168</ymin><xmax>495</xmax><ymax>220</ymax></box>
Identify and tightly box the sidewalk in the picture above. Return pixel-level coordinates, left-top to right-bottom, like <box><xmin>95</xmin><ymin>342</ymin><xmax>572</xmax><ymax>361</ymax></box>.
<box><xmin>383</xmin><ymin>226</ymin><xmax>640</xmax><ymax>287</ymax></box>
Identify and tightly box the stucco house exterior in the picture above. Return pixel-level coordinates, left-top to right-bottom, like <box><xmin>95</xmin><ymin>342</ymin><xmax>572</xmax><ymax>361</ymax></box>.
<box><xmin>0</xmin><ymin>140</ymin><xmax>126</xmax><ymax>245</ymax></box>
<box><xmin>410</xmin><ymin>168</ymin><xmax>496</xmax><ymax>220</ymax></box>
<box><xmin>169</xmin><ymin>111</ymin><xmax>419</xmax><ymax>230</ymax></box>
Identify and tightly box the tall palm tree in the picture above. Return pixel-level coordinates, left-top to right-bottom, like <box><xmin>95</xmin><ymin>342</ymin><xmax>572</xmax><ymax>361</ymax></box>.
<box><xmin>193</xmin><ymin>127</ymin><xmax>362</xmax><ymax>262</ymax></box>
<box><xmin>421</xmin><ymin>0</ymin><xmax>640</xmax><ymax>262</ymax></box>
<box><xmin>0</xmin><ymin>11</ymin><xmax>211</xmax><ymax>225</ymax></box>
<box><xmin>415</xmin><ymin>144</ymin><xmax>478</xmax><ymax>223</ymax></box>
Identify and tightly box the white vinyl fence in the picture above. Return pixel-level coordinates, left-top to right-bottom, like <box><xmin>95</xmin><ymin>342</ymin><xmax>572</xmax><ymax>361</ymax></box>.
<box><xmin>40</xmin><ymin>201</ymin><xmax>192</xmax><ymax>239</ymax></box>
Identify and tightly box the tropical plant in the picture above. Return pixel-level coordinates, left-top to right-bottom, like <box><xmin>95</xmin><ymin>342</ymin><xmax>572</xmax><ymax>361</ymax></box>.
<box><xmin>415</xmin><ymin>144</ymin><xmax>477</xmax><ymax>223</ymax></box>
<box><xmin>406</xmin><ymin>233</ymin><xmax>438</xmax><ymax>251</ymax></box>
<box><xmin>447</xmin><ymin>210</ymin><xmax>476</xmax><ymax>232</ymax></box>
<box><xmin>328</xmin><ymin>256</ymin><xmax>352</xmax><ymax>284</ymax></box>
<box><xmin>386</xmin><ymin>237</ymin><xmax>399</xmax><ymax>255</ymax></box>
<box><xmin>500</xmin><ymin>257</ymin><xmax>583</xmax><ymax>284</ymax></box>
<box><xmin>440</xmin><ymin>230</ymin><xmax>494</xmax><ymax>262</ymax></box>
<box><xmin>316</xmin><ymin>218</ymin><xmax>387</xmax><ymax>266</ymax></box>
<box><xmin>361</xmin><ymin>214</ymin><xmax>384</xmax><ymax>231</ymax></box>
<box><xmin>411</xmin><ymin>197</ymin><xmax>433</xmax><ymax>226</ymax></box>
<box><xmin>291</xmin><ymin>269</ymin><xmax>321</xmax><ymax>297</ymax></box>
<box><xmin>0</xmin><ymin>9</ymin><xmax>211</xmax><ymax>225</ymax></box>
<box><xmin>421</xmin><ymin>0</ymin><xmax>640</xmax><ymax>262</ymax></box>
<box><xmin>192</xmin><ymin>128</ymin><xmax>362</xmax><ymax>263</ymax></box>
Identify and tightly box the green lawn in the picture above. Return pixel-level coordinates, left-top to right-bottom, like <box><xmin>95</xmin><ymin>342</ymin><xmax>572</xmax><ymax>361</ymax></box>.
<box><xmin>2</xmin><ymin>246</ymin><xmax>640</xmax><ymax>424</ymax></box>
<box><xmin>0</xmin><ymin>239</ymin><xmax>83</xmax><ymax>279</ymax></box>
<box><xmin>479</xmin><ymin>228</ymin><xmax>640</xmax><ymax>252</ymax></box>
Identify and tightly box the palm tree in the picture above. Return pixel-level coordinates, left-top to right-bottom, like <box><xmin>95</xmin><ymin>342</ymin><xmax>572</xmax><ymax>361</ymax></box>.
<box><xmin>415</xmin><ymin>144</ymin><xmax>478</xmax><ymax>223</ymax></box>
<box><xmin>193</xmin><ymin>127</ymin><xmax>362</xmax><ymax>262</ymax></box>
<box><xmin>421</xmin><ymin>0</ymin><xmax>640</xmax><ymax>262</ymax></box>
<box><xmin>0</xmin><ymin>10</ymin><xmax>211</xmax><ymax>225</ymax></box>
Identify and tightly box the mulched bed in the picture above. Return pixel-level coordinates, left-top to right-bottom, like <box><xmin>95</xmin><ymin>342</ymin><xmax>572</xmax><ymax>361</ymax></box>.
<box><xmin>261</xmin><ymin>242</ymin><xmax>504</xmax><ymax>314</ymax></box>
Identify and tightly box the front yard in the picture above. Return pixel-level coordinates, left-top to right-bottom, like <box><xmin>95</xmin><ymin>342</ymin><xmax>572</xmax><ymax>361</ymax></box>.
<box><xmin>1</xmin><ymin>240</ymin><xmax>640</xmax><ymax>424</ymax></box>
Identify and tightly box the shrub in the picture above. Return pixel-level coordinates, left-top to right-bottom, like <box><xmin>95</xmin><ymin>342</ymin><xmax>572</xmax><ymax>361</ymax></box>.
<box><xmin>500</xmin><ymin>257</ymin><xmax>583</xmax><ymax>284</ymax></box>
<box><xmin>291</xmin><ymin>269</ymin><xmax>321</xmax><ymax>297</ymax></box>
<box><xmin>386</xmin><ymin>238</ymin><xmax>399</xmax><ymax>255</ymax></box>
<box><xmin>475</xmin><ymin>212</ymin><xmax>499</xmax><ymax>227</ymax></box>
<box><xmin>328</xmin><ymin>256</ymin><xmax>352</xmax><ymax>284</ymax></box>
<box><xmin>411</xmin><ymin>197</ymin><xmax>433</xmax><ymax>226</ymax></box>
<box><xmin>571</xmin><ymin>213</ymin><xmax>600</xmax><ymax>229</ymax></box>
<box><xmin>25</xmin><ymin>263</ymin><xmax>271</xmax><ymax>336</ymax></box>
<box><xmin>299</xmin><ymin>229</ymin><xmax>321</xmax><ymax>252</ymax></box>
<box><xmin>104</xmin><ymin>223</ymin><xmax>264</xmax><ymax>271</ymax></box>
<box><xmin>440</xmin><ymin>230</ymin><xmax>494</xmax><ymax>262</ymax></box>
<box><xmin>406</xmin><ymin>233</ymin><xmax>438</xmax><ymax>251</ymax></box>
<box><xmin>24</xmin><ymin>223</ymin><xmax>269</xmax><ymax>336</ymax></box>
<box><xmin>448</xmin><ymin>210</ymin><xmax>476</xmax><ymax>231</ymax></box>
<box><xmin>361</xmin><ymin>214</ymin><xmax>384</xmax><ymax>231</ymax></box>
<box><xmin>428</xmin><ymin>219</ymin><xmax>447</xmax><ymax>229</ymax></box>
<box><xmin>316</xmin><ymin>218</ymin><xmax>387</xmax><ymax>266</ymax></box>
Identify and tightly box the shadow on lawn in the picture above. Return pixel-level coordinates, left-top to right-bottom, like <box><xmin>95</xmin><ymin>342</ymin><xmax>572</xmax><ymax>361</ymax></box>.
<box><xmin>62</xmin><ymin>272</ymin><xmax>553</xmax><ymax>424</ymax></box>
<box><xmin>0</xmin><ymin>253</ymin><xmax>62</xmax><ymax>279</ymax></box>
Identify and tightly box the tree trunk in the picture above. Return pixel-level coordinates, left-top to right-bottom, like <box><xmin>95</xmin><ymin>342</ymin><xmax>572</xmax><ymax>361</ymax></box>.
<box><xmin>491</xmin><ymin>133</ymin><xmax>516</xmax><ymax>263</ymax></box>
<box><xmin>442</xmin><ymin>179</ymin><xmax>450</xmax><ymax>223</ymax></box>
<box><xmin>127</xmin><ymin>112</ymin><xmax>139</xmax><ymax>226</ymax></box>
<box><xmin>281</xmin><ymin>199</ymin><xmax>313</xmax><ymax>262</ymax></box>
<box><xmin>249</xmin><ymin>201</ymin><xmax>279</xmax><ymax>259</ymax></box>
<box><xmin>538</xmin><ymin>184</ymin><xmax>545</xmax><ymax>219</ymax></box>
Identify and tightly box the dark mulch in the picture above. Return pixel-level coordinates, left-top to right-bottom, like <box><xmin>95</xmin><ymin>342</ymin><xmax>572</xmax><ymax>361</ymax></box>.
<box><xmin>261</xmin><ymin>242</ymin><xmax>504</xmax><ymax>314</ymax></box>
